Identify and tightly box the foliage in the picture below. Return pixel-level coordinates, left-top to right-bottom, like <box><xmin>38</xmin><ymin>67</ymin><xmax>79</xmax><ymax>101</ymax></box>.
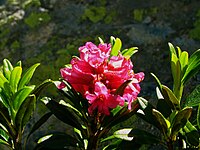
<box><xmin>0</xmin><ymin>59</ymin><xmax>51</xmax><ymax>150</ymax></box>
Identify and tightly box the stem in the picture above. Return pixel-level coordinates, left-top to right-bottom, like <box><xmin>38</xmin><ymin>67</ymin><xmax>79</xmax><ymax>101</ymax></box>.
<box><xmin>167</xmin><ymin>139</ymin><xmax>173</xmax><ymax>150</ymax></box>
<box><xmin>87</xmin><ymin>134</ymin><xmax>99</xmax><ymax>150</ymax></box>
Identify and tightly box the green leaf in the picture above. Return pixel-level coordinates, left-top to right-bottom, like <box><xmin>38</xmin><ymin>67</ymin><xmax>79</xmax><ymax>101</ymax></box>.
<box><xmin>183</xmin><ymin>121</ymin><xmax>199</xmax><ymax>146</ymax></box>
<box><xmin>137</xmin><ymin>97</ymin><xmax>160</xmax><ymax>128</ymax></box>
<box><xmin>98</xmin><ymin>37</ymin><xmax>104</xmax><ymax>44</ymax></box>
<box><xmin>184</xmin><ymin>84</ymin><xmax>200</xmax><ymax>107</ymax></box>
<box><xmin>12</xmin><ymin>85</ymin><xmax>35</xmax><ymax>112</ymax></box>
<box><xmin>15</xmin><ymin>95</ymin><xmax>36</xmax><ymax>131</ymax></box>
<box><xmin>32</xmin><ymin>79</ymin><xmax>52</xmax><ymax>98</ymax></box>
<box><xmin>27</xmin><ymin>112</ymin><xmax>52</xmax><ymax>140</ymax></box>
<box><xmin>0</xmin><ymin>72</ymin><xmax>9</xmax><ymax>89</ymax></box>
<box><xmin>0</xmin><ymin>139</ymin><xmax>10</xmax><ymax>147</ymax></box>
<box><xmin>179</xmin><ymin>51</ymin><xmax>188</xmax><ymax>77</ymax></box>
<box><xmin>161</xmin><ymin>85</ymin><xmax>180</xmax><ymax>110</ymax></box>
<box><xmin>157</xmin><ymin>98</ymin><xmax>172</xmax><ymax>118</ymax></box>
<box><xmin>10</xmin><ymin>66</ymin><xmax>22</xmax><ymax>93</ymax></box>
<box><xmin>110</xmin><ymin>36</ymin><xmax>116</xmax><ymax>46</ymax></box>
<box><xmin>35</xmin><ymin>132</ymin><xmax>79</xmax><ymax>149</ymax></box>
<box><xmin>18</xmin><ymin>63</ymin><xmax>40</xmax><ymax>90</ymax></box>
<box><xmin>121</xmin><ymin>47</ymin><xmax>138</xmax><ymax>59</ymax></box>
<box><xmin>111</xmin><ymin>38</ymin><xmax>122</xmax><ymax>56</ymax></box>
<box><xmin>41</xmin><ymin>97</ymin><xmax>83</xmax><ymax>131</ymax></box>
<box><xmin>182</xmin><ymin>49</ymin><xmax>200</xmax><ymax>85</ymax></box>
<box><xmin>171</xmin><ymin>107</ymin><xmax>192</xmax><ymax>139</ymax></box>
<box><xmin>151</xmin><ymin>73</ymin><xmax>162</xmax><ymax>91</ymax></box>
<box><xmin>3</xmin><ymin>59</ymin><xmax>13</xmax><ymax>80</ymax></box>
<box><xmin>152</xmin><ymin>109</ymin><xmax>170</xmax><ymax>137</ymax></box>
<box><xmin>128</xmin><ymin>128</ymin><xmax>161</xmax><ymax>145</ymax></box>
<box><xmin>0</xmin><ymin>128</ymin><xmax>9</xmax><ymax>141</ymax></box>
<box><xmin>113</xmin><ymin>128</ymin><xmax>133</xmax><ymax>141</ymax></box>
<box><xmin>168</xmin><ymin>42</ymin><xmax>177</xmax><ymax>56</ymax></box>
<box><xmin>198</xmin><ymin>104</ymin><xmax>200</xmax><ymax>129</ymax></box>
<box><xmin>102</xmin><ymin>139</ymin><xmax>122</xmax><ymax>150</ymax></box>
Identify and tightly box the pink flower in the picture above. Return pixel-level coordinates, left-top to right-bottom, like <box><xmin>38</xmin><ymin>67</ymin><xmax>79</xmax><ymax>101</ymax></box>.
<box><xmin>79</xmin><ymin>42</ymin><xmax>111</xmax><ymax>73</ymax></box>
<box><xmin>86</xmin><ymin>82</ymin><xmax>123</xmax><ymax>115</ymax></box>
<box><xmin>58</xmin><ymin>41</ymin><xmax>145</xmax><ymax>116</ymax></box>
<box><xmin>60</xmin><ymin>58</ymin><xmax>95</xmax><ymax>94</ymax></box>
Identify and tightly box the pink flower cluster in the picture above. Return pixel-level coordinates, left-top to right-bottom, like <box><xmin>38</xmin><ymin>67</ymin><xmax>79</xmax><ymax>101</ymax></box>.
<box><xmin>58</xmin><ymin>42</ymin><xmax>144</xmax><ymax>115</ymax></box>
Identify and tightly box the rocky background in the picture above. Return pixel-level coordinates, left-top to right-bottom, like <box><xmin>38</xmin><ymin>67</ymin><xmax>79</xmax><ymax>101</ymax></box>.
<box><xmin>0</xmin><ymin>0</ymin><xmax>200</xmax><ymax>149</ymax></box>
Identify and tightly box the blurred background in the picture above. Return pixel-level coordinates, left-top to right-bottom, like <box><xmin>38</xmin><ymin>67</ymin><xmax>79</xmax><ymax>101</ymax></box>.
<box><xmin>0</xmin><ymin>0</ymin><xmax>200</xmax><ymax>149</ymax></box>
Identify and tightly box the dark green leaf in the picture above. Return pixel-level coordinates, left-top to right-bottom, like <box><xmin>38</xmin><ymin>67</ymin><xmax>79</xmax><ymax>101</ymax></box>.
<box><xmin>18</xmin><ymin>63</ymin><xmax>40</xmax><ymax>90</ymax></box>
<box><xmin>171</xmin><ymin>107</ymin><xmax>192</xmax><ymax>138</ymax></box>
<box><xmin>41</xmin><ymin>97</ymin><xmax>83</xmax><ymax>130</ymax></box>
<box><xmin>151</xmin><ymin>73</ymin><xmax>162</xmax><ymax>91</ymax></box>
<box><xmin>35</xmin><ymin>132</ymin><xmax>79</xmax><ymax>149</ymax></box>
<box><xmin>128</xmin><ymin>128</ymin><xmax>161</xmax><ymax>144</ymax></box>
<box><xmin>183</xmin><ymin>121</ymin><xmax>199</xmax><ymax>146</ymax></box>
<box><xmin>0</xmin><ymin>128</ymin><xmax>9</xmax><ymax>141</ymax></box>
<box><xmin>182</xmin><ymin>49</ymin><xmax>200</xmax><ymax>84</ymax></box>
<box><xmin>152</xmin><ymin>109</ymin><xmax>170</xmax><ymax>138</ymax></box>
<box><xmin>27</xmin><ymin>112</ymin><xmax>52</xmax><ymax>140</ymax></box>
<box><xmin>15</xmin><ymin>95</ymin><xmax>36</xmax><ymax>131</ymax></box>
<box><xmin>184</xmin><ymin>84</ymin><xmax>200</xmax><ymax>107</ymax></box>
<box><xmin>103</xmin><ymin>139</ymin><xmax>122</xmax><ymax>150</ymax></box>
<box><xmin>157</xmin><ymin>99</ymin><xmax>172</xmax><ymax>118</ymax></box>
<box><xmin>137</xmin><ymin>97</ymin><xmax>160</xmax><ymax>128</ymax></box>
<box><xmin>161</xmin><ymin>85</ymin><xmax>180</xmax><ymax>110</ymax></box>
<box><xmin>32</xmin><ymin>79</ymin><xmax>52</xmax><ymax>98</ymax></box>
<box><xmin>10</xmin><ymin>66</ymin><xmax>22</xmax><ymax>93</ymax></box>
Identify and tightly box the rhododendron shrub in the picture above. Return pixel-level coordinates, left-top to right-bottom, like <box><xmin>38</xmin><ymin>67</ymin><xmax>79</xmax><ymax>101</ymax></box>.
<box><xmin>58</xmin><ymin>41</ymin><xmax>144</xmax><ymax>116</ymax></box>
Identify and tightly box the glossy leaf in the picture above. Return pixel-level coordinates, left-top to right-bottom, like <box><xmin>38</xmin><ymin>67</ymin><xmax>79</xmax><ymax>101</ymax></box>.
<box><xmin>12</xmin><ymin>85</ymin><xmax>35</xmax><ymax>112</ymax></box>
<box><xmin>182</xmin><ymin>49</ymin><xmax>200</xmax><ymax>85</ymax></box>
<box><xmin>110</xmin><ymin>36</ymin><xmax>116</xmax><ymax>46</ymax></box>
<box><xmin>161</xmin><ymin>85</ymin><xmax>180</xmax><ymax>110</ymax></box>
<box><xmin>18</xmin><ymin>63</ymin><xmax>40</xmax><ymax>90</ymax></box>
<box><xmin>27</xmin><ymin>112</ymin><xmax>52</xmax><ymax>140</ymax></box>
<box><xmin>0</xmin><ymin>128</ymin><xmax>9</xmax><ymax>141</ymax></box>
<box><xmin>168</xmin><ymin>42</ymin><xmax>177</xmax><ymax>56</ymax></box>
<box><xmin>151</xmin><ymin>73</ymin><xmax>162</xmax><ymax>91</ymax></box>
<box><xmin>113</xmin><ymin>128</ymin><xmax>133</xmax><ymax>141</ymax></box>
<box><xmin>157</xmin><ymin>99</ymin><xmax>172</xmax><ymax>118</ymax></box>
<box><xmin>183</xmin><ymin>121</ymin><xmax>199</xmax><ymax>146</ymax></box>
<box><xmin>128</xmin><ymin>128</ymin><xmax>161</xmax><ymax>144</ymax></box>
<box><xmin>32</xmin><ymin>79</ymin><xmax>52</xmax><ymax>98</ymax></box>
<box><xmin>152</xmin><ymin>109</ymin><xmax>170</xmax><ymax>138</ymax></box>
<box><xmin>137</xmin><ymin>97</ymin><xmax>160</xmax><ymax>129</ymax></box>
<box><xmin>0</xmin><ymin>72</ymin><xmax>9</xmax><ymax>89</ymax></box>
<box><xmin>35</xmin><ymin>132</ymin><xmax>79</xmax><ymax>149</ymax></box>
<box><xmin>121</xmin><ymin>47</ymin><xmax>138</xmax><ymax>59</ymax></box>
<box><xmin>171</xmin><ymin>107</ymin><xmax>192</xmax><ymax>139</ymax></box>
<box><xmin>98</xmin><ymin>37</ymin><xmax>104</xmax><ymax>44</ymax></box>
<box><xmin>41</xmin><ymin>97</ymin><xmax>83</xmax><ymax>131</ymax></box>
<box><xmin>111</xmin><ymin>38</ymin><xmax>122</xmax><ymax>56</ymax></box>
<box><xmin>184</xmin><ymin>84</ymin><xmax>200</xmax><ymax>107</ymax></box>
<box><xmin>15</xmin><ymin>95</ymin><xmax>36</xmax><ymax>131</ymax></box>
<box><xmin>3</xmin><ymin>59</ymin><xmax>13</xmax><ymax>80</ymax></box>
<box><xmin>10</xmin><ymin>66</ymin><xmax>22</xmax><ymax>93</ymax></box>
<box><xmin>179</xmin><ymin>51</ymin><xmax>188</xmax><ymax>77</ymax></box>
